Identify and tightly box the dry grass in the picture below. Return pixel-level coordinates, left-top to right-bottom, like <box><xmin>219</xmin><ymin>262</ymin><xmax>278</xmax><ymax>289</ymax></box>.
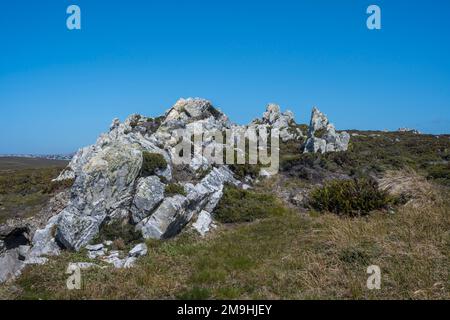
<box><xmin>378</xmin><ymin>169</ymin><xmax>439</xmax><ymax>208</ymax></box>
<box><xmin>1</xmin><ymin>177</ymin><xmax>448</xmax><ymax>300</ymax></box>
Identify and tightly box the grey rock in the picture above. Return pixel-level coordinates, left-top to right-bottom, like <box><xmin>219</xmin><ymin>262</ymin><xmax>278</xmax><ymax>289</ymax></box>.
<box><xmin>86</xmin><ymin>244</ymin><xmax>104</xmax><ymax>251</ymax></box>
<box><xmin>17</xmin><ymin>245</ymin><xmax>31</xmax><ymax>260</ymax></box>
<box><xmin>56</xmin><ymin>142</ymin><xmax>143</xmax><ymax>251</ymax></box>
<box><xmin>24</xmin><ymin>256</ymin><xmax>48</xmax><ymax>265</ymax></box>
<box><xmin>252</xmin><ymin>104</ymin><xmax>302</xmax><ymax>142</ymax></box>
<box><xmin>128</xmin><ymin>243</ymin><xmax>148</xmax><ymax>257</ymax></box>
<box><xmin>88</xmin><ymin>249</ymin><xmax>107</xmax><ymax>259</ymax></box>
<box><xmin>138</xmin><ymin>166</ymin><xmax>238</xmax><ymax>240</ymax></box>
<box><xmin>304</xmin><ymin>107</ymin><xmax>350</xmax><ymax>154</ymax></box>
<box><xmin>123</xmin><ymin>257</ymin><xmax>137</xmax><ymax>268</ymax></box>
<box><xmin>164</xmin><ymin>98</ymin><xmax>224</xmax><ymax>123</ymax></box>
<box><xmin>26</xmin><ymin>214</ymin><xmax>61</xmax><ymax>261</ymax></box>
<box><xmin>56</xmin><ymin>209</ymin><xmax>104</xmax><ymax>252</ymax></box>
<box><xmin>138</xmin><ymin>195</ymin><xmax>189</xmax><ymax>240</ymax></box>
<box><xmin>0</xmin><ymin>250</ymin><xmax>24</xmax><ymax>283</ymax></box>
<box><xmin>192</xmin><ymin>211</ymin><xmax>213</xmax><ymax>237</ymax></box>
<box><xmin>131</xmin><ymin>176</ymin><xmax>165</xmax><ymax>224</ymax></box>
<box><xmin>86</xmin><ymin>243</ymin><xmax>107</xmax><ymax>259</ymax></box>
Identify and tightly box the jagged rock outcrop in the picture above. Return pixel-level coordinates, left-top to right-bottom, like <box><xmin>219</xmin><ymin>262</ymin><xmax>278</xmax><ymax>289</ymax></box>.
<box><xmin>251</xmin><ymin>104</ymin><xmax>303</xmax><ymax>142</ymax></box>
<box><xmin>49</xmin><ymin>98</ymin><xmax>239</xmax><ymax>252</ymax></box>
<box><xmin>0</xmin><ymin>98</ymin><xmax>351</xmax><ymax>284</ymax></box>
<box><xmin>136</xmin><ymin>166</ymin><xmax>239</xmax><ymax>239</ymax></box>
<box><xmin>304</xmin><ymin>107</ymin><xmax>350</xmax><ymax>153</ymax></box>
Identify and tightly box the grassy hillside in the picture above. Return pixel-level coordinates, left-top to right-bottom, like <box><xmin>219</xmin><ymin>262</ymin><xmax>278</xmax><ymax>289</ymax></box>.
<box><xmin>0</xmin><ymin>157</ymin><xmax>69</xmax><ymax>223</ymax></box>
<box><xmin>0</xmin><ymin>132</ymin><xmax>449</xmax><ymax>300</ymax></box>
<box><xmin>3</xmin><ymin>183</ymin><xmax>448</xmax><ymax>300</ymax></box>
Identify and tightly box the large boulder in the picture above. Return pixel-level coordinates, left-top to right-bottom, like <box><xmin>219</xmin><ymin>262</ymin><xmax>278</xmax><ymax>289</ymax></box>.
<box><xmin>137</xmin><ymin>195</ymin><xmax>189</xmax><ymax>240</ymax></box>
<box><xmin>164</xmin><ymin>98</ymin><xmax>226</xmax><ymax>123</ymax></box>
<box><xmin>304</xmin><ymin>107</ymin><xmax>350</xmax><ymax>153</ymax></box>
<box><xmin>137</xmin><ymin>166</ymin><xmax>239</xmax><ymax>240</ymax></box>
<box><xmin>56</xmin><ymin>142</ymin><xmax>143</xmax><ymax>251</ymax></box>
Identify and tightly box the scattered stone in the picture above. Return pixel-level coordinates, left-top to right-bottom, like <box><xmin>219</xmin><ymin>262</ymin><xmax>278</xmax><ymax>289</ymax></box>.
<box><xmin>86</xmin><ymin>244</ymin><xmax>104</xmax><ymax>251</ymax></box>
<box><xmin>68</xmin><ymin>262</ymin><xmax>98</xmax><ymax>270</ymax></box>
<box><xmin>128</xmin><ymin>243</ymin><xmax>148</xmax><ymax>257</ymax></box>
<box><xmin>123</xmin><ymin>257</ymin><xmax>137</xmax><ymax>268</ymax></box>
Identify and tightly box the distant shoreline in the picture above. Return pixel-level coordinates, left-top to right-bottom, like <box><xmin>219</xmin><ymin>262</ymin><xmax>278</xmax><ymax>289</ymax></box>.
<box><xmin>0</xmin><ymin>157</ymin><xmax>69</xmax><ymax>171</ymax></box>
<box><xmin>0</xmin><ymin>154</ymin><xmax>73</xmax><ymax>161</ymax></box>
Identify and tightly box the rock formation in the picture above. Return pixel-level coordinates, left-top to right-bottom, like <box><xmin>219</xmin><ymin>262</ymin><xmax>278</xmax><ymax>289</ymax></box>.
<box><xmin>251</xmin><ymin>104</ymin><xmax>304</xmax><ymax>142</ymax></box>
<box><xmin>304</xmin><ymin>107</ymin><xmax>350</xmax><ymax>153</ymax></box>
<box><xmin>0</xmin><ymin>98</ymin><xmax>350</xmax><ymax>283</ymax></box>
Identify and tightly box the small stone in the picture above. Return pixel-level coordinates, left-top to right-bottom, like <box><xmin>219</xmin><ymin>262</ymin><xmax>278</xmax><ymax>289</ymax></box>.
<box><xmin>86</xmin><ymin>244</ymin><xmax>104</xmax><ymax>251</ymax></box>
<box><xmin>123</xmin><ymin>257</ymin><xmax>137</xmax><ymax>268</ymax></box>
<box><xmin>68</xmin><ymin>262</ymin><xmax>98</xmax><ymax>270</ymax></box>
<box><xmin>128</xmin><ymin>243</ymin><xmax>148</xmax><ymax>257</ymax></box>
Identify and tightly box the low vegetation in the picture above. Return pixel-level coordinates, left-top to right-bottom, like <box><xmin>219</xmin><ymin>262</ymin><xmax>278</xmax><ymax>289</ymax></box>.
<box><xmin>281</xmin><ymin>131</ymin><xmax>450</xmax><ymax>187</ymax></box>
<box><xmin>1</xmin><ymin>132</ymin><xmax>449</xmax><ymax>300</ymax></box>
<box><xmin>214</xmin><ymin>185</ymin><xmax>288</xmax><ymax>223</ymax></box>
<box><xmin>91</xmin><ymin>220</ymin><xmax>142</xmax><ymax>250</ymax></box>
<box><xmin>309</xmin><ymin>177</ymin><xmax>395</xmax><ymax>216</ymax></box>
<box><xmin>3</xmin><ymin>184</ymin><xmax>448</xmax><ymax>300</ymax></box>
<box><xmin>164</xmin><ymin>183</ymin><xmax>186</xmax><ymax>197</ymax></box>
<box><xmin>0</xmin><ymin>161</ymin><xmax>69</xmax><ymax>223</ymax></box>
<box><xmin>141</xmin><ymin>152</ymin><xmax>167</xmax><ymax>177</ymax></box>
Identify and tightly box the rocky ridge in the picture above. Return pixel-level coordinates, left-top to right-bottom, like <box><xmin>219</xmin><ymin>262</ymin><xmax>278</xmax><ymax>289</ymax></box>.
<box><xmin>0</xmin><ymin>98</ymin><xmax>349</xmax><ymax>283</ymax></box>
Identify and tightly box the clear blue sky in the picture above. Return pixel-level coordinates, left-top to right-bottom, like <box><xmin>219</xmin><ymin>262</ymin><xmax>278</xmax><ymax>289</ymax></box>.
<box><xmin>1</xmin><ymin>0</ymin><xmax>449</xmax><ymax>154</ymax></box>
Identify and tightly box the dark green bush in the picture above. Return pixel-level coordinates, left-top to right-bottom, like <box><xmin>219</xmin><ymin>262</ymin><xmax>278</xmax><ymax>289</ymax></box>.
<box><xmin>427</xmin><ymin>164</ymin><xmax>450</xmax><ymax>186</ymax></box>
<box><xmin>309</xmin><ymin>177</ymin><xmax>394</xmax><ymax>216</ymax></box>
<box><xmin>165</xmin><ymin>183</ymin><xmax>187</xmax><ymax>196</ymax></box>
<box><xmin>92</xmin><ymin>220</ymin><xmax>142</xmax><ymax>246</ymax></box>
<box><xmin>214</xmin><ymin>185</ymin><xmax>288</xmax><ymax>223</ymax></box>
<box><xmin>314</xmin><ymin>128</ymin><xmax>327</xmax><ymax>139</ymax></box>
<box><xmin>141</xmin><ymin>152</ymin><xmax>167</xmax><ymax>177</ymax></box>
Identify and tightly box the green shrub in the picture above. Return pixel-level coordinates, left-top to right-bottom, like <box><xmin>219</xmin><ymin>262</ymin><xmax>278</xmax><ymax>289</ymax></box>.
<box><xmin>309</xmin><ymin>177</ymin><xmax>394</xmax><ymax>216</ymax></box>
<box><xmin>229</xmin><ymin>162</ymin><xmax>261</xmax><ymax>180</ymax></box>
<box><xmin>165</xmin><ymin>183</ymin><xmax>186</xmax><ymax>196</ymax></box>
<box><xmin>427</xmin><ymin>164</ymin><xmax>450</xmax><ymax>186</ymax></box>
<box><xmin>314</xmin><ymin>128</ymin><xmax>327</xmax><ymax>139</ymax></box>
<box><xmin>141</xmin><ymin>152</ymin><xmax>167</xmax><ymax>177</ymax></box>
<box><xmin>214</xmin><ymin>185</ymin><xmax>288</xmax><ymax>223</ymax></box>
<box><xmin>92</xmin><ymin>220</ymin><xmax>142</xmax><ymax>246</ymax></box>
<box><xmin>43</xmin><ymin>178</ymin><xmax>74</xmax><ymax>194</ymax></box>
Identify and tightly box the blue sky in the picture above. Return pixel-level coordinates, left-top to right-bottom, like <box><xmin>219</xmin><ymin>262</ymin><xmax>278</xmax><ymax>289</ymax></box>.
<box><xmin>1</xmin><ymin>0</ymin><xmax>449</xmax><ymax>154</ymax></box>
